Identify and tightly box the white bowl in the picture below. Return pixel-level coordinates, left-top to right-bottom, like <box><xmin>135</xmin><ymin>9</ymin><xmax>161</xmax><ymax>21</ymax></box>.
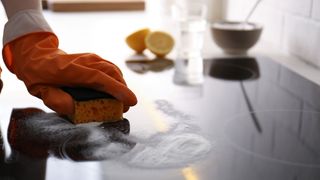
<box><xmin>211</xmin><ymin>21</ymin><xmax>263</xmax><ymax>55</ymax></box>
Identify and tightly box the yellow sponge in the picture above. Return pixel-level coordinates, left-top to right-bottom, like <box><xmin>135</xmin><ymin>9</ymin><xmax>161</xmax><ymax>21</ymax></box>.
<box><xmin>61</xmin><ymin>87</ymin><xmax>124</xmax><ymax>124</ymax></box>
<box><xmin>68</xmin><ymin>98</ymin><xmax>124</xmax><ymax>124</ymax></box>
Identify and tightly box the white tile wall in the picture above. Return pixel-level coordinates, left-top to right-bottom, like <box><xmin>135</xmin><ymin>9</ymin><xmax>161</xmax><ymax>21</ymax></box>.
<box><xmin>279</xmin><ymin>0</ymin><xmax>313</xmax><ymax>17</ymax></box>
<box><xmin>225</xmin><ymin>0</ymin><xmax>320</xmax><ymax>68</ymax></box>
<box><xmin>251</xmin><ymin>5</ymin><xmax>284</xmax><ymax>49</ymax></box>
<box><xmin>283</xmin><ymin>15</ymin><xmax>320</xmax><ymax>66</ymax></box>
<box><xmin>313</xmin><ymin>0</ymin><xmax>320</xmax><ymax>20</ymax></box>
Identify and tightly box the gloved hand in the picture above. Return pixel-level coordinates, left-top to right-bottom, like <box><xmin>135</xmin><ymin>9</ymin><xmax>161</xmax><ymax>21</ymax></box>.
<box><xmin>3</xmin><ymin>32</ymin><xmax>137</xmax><ymax>115</ymax></box>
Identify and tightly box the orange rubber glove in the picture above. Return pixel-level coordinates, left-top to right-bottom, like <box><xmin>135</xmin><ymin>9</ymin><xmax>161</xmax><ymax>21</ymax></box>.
<box><xmin>2</xmin><ymin>32</ymin><xmax>137</xmax><ymax>115</ymax></box>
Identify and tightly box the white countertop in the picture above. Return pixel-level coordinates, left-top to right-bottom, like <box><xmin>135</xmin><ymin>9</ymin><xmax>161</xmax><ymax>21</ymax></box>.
<box><xmin>1</xmin><ymin>9</ymin><xmax>320</xmax><ymax>108</ymax></box>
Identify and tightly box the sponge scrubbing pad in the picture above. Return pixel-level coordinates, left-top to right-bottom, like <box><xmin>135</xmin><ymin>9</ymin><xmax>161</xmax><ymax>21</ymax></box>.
<box><xmin>62</xmin><ymin>87</ymin><xmax>123</xmax><ymax>124</ymax></box>
<box><xmin>71</xmin><ymin>98</ymin><xmax>123</xmax><ymax>124</ymax></box>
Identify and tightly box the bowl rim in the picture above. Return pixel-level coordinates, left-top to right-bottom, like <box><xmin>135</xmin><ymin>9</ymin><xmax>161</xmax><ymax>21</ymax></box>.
<box><xmin>211</xmin><ymin>21</ymin><xmax>263</xmax><ymax>31</ymax></box>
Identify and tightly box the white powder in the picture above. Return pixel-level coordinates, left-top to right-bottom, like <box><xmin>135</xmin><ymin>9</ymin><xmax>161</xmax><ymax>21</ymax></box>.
<box><xmin>121</xmin><ymin>132</ymin><xmax>211</xmax><ymax>169</ymax></box>
<box><xmin>22</xmin><ymin>113</ymin><xmax>132</xmax><ymax>160</ymax></box>
<box><xmin>118</xmin><ymin>100</ymin><xmax>212</xmax><ymax>169</ymax></box>
<box><xmin>22</xmin><ymin>110</ymin><xmax>211</xmax><ymax>169</ymax></box>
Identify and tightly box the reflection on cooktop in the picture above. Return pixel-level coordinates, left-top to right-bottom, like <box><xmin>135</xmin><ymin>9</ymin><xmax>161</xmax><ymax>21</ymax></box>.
<box><xmin>7</xmin><ymin>108</ymin><xmax>135</xmax><ymax>161</ymax></box>
<box><xmin>206</xmin><ymin>57</ymin><xmax>260</xmax><ymax>81</ymax></box>
<box><xmin>224</xmin><ymin>110</ymin><xmax>320</xmax><ymax>168</ymax></box>
<box><xmin>125</xmin><ymin>55</ymin><xmax>174</xmax><ymax>74</ymax></box>
<box><xmin>0</xmin><ymin>78</ymin><xmax>3</xmax><ymax>93</ymax></box>
<box><xmin>206</xmin><ymin>57</ymin><xmax>262</xmax><ymax>132</ymax></box>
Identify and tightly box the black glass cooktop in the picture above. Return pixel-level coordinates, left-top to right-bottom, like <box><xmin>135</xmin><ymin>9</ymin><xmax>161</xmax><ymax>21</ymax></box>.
<box><xmin>1</xmin><ymin>55</ymin><xmax>320</xmax><ymax>180</ymax></box>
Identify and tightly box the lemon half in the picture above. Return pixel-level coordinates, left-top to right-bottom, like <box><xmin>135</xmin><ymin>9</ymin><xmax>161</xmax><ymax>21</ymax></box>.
<box><xmin>145</xmin><ymin>31</ymin><xmax>174</xmax><ymax>57</ymax></box>
<box><xmin>126</xmin><ymin>28</ymin><xmax>151</xmax><ymax>53</ymax></box>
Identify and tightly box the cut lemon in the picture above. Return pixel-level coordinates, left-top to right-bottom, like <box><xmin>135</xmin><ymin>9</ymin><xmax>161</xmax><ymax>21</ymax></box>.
<box><xmin>126</xmin><ymin>28</ymin><xmax>151</xmax><ymax>53</ymax></box>
<box><xmin>145</xmin><ymin>31</ymin><xmax>174</xmax><ymax>57</ymax></box>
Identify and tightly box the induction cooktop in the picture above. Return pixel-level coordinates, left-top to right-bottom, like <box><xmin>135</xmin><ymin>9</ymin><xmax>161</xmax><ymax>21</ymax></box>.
<box><xmin>1</xmin><ymin>55</ymin><xmax>320</xmax><ymax>180</ymax></box>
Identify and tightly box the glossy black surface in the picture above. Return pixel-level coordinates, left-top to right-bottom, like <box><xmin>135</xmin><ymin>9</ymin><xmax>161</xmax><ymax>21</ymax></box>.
<box><xmin>1</xmin><ymin>55</ymin><xmax>320</xmax><ymax>179</ymax></box>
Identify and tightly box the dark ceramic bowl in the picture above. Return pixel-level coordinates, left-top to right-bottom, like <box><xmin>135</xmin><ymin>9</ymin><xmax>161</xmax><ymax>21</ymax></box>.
<box><xmin>211</xmin><ymin>21</ymin><xmax>263</xmax><ymax>55</ymax></box>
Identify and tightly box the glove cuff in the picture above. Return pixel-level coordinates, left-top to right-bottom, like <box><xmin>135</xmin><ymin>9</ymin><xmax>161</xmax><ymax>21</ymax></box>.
<box><xmin>3</xmin><ymin>9</ymin><xmax>53</xmax><ymax>45</ymax></box>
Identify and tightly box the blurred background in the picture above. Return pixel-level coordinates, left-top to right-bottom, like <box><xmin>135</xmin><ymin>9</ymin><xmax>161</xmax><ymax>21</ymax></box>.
<box><xmin>37</xmin><ymin>0</ymin><xmax>320</xmax><ymax>71</ymax></box>
<box><xmin>0</xmin><ymin>0</ymin><xmax>319</xmax><ymax>112</ymax></box>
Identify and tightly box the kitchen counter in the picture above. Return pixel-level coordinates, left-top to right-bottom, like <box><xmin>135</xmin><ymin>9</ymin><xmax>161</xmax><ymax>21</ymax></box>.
<box><xmin>1</xmin><ymin>9</ymin><xmax>320</xmax><ymax>180</ymax></box>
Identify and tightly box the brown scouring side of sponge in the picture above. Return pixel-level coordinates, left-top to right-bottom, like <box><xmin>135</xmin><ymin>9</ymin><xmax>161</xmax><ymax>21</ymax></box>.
<box><xmin>68</xmin><ymin>98</ymin><xmax>124</xmax><ymax>124</ymax></box>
